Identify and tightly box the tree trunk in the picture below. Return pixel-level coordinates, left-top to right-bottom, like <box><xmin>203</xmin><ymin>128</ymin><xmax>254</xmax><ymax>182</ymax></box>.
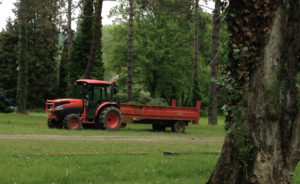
<box><xmin>67</xmin><ymin>0</ymin><xmax>72</xmax><ymax>59</ymax></box>
<box><xmin>16</xmin><ymin>0</ymin><xmax>29</xmax><ymax>114</ymax></box>
<box><xmin>83</xmin><ymin>0</ymin><xmax>103</xmax><ymax>79</ymax></box>
<box><xmin>208</xmin><ymin>1</ymin><xmax>220</xmax><ymax>125</ymax></box>
<box><xmin>127</xmin><ymin>0</ymin><xmax>134</xmax><ymax>101</ymax></box>
<box><xmin>193</xmin><ymin>0</ymin><xmax>199</xmax><ymax>78</ymax></box>
<box><xmin>207</xmin><ymin>0</ymin><xmax>300</xmax><ymax>183</ymax></box>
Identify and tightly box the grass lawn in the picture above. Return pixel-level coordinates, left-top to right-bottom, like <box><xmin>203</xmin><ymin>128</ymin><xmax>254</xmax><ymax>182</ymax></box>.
<box><xmin>0</xmin><ymin>112</ymin><xmax>299</xmax><ymax>183</ymax></box>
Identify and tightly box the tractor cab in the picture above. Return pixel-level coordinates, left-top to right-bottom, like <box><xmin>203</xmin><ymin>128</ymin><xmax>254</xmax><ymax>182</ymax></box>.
<box><xmin>46</xmin><ymin>79</ymin><xmax>121</xmax><ymax>130</ymax></box>
<box><xmin>75</xmin><ymin>79</ymin><xmax>116</xmax><ymax>120</ymax></box>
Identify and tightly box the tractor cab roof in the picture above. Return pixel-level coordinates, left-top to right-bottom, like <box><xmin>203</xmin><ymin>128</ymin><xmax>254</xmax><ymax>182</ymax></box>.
<box><xmin>76</xmin><ymin>79</ymin><xmax>113</xmax><ymax>85</ymax></box>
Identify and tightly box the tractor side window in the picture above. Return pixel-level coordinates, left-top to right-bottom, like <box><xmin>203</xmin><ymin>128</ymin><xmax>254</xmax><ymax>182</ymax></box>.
<box><xmin>100</xmin><ymin>86</ymin><xmax>106</xmax><ymax>100</ymax></box>
<box><xmin>107</xmin><ymin>86</ymin><xmax>112</xmax><ymax>100</ymax></box>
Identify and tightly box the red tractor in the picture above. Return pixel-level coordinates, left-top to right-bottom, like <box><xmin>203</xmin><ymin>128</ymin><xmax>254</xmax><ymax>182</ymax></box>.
<box><xmin>46</xmin><ymin>79</ymin><xmax>122</xmax><ymax>130</ymax></box>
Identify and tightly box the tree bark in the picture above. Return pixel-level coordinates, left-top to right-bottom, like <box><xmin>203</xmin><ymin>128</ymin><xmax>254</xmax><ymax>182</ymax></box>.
<box><xmin>127</xmin><ymin>0</ymin><xmax>134</xmax><ymax>101</ymax></box>
<box><xmin>16</xmin><ymin>0</ymin><xmax>29</xmax><ymax>114</ymax></box>
<box><xmin>67</xmin><ymin>0</ymin><xmax>72</xmax><ymax>59</ymax></box>
<box><xmin>208</xmin><ymin>1</ymin><xmax>220</xmax><ymax>125</ymax></box>
<box><xmin>207</xmin><ymin>0</ymin><xmax>300</xmax><ymax>183</ymax></box>
<box><xmin>83</xmin><ymin>0</ymin><xmax>103</xmax><ymax>79</ymax></box>
<box><xmin>193</xmin><ymin>0</ymin><xmax>199</xmax><ymax>78</ymax></box>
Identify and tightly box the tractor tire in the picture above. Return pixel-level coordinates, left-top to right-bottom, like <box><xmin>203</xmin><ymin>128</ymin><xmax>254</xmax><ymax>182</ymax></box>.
<box><xmin>171</xmin><ymin>121</ymin><xmax>185</xmax><ymax>133</ymax></box>
<box><xmin>99</xmin><ymin>106</ymin><xmax>121</xmax><ymax>131</ymax></box>
<box><xmin>152</xmin><ymin>124</ymin><xmax>166</xmax><ymax>131</ymax></box>
<box><xmin>63</xmin><ymin>114</ymin><xmax>82</xmax><ymax>130</ymax></box>
<box><xmin>48</xmin><ymin>119</ymin><xmax>56</xmax><ymax>129</ymax></box>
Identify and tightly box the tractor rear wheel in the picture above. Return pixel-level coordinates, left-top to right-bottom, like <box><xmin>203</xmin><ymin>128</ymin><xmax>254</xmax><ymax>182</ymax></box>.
<box><xmin>171</xmin><ymin>121</ymin><xmax>185</xmax><ymax>133</ymax></box>
<box><xmin>63</xmin><ymin>114</ymin><xmax>82</xmax><ymax>130</ymax></box>
<box><xmin>99</xmin><ymin>107</ymin><xmax>121</xmax><ymax>131</ymax></box>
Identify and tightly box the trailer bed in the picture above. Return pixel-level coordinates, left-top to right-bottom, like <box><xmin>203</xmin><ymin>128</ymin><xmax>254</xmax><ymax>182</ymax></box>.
<box><xmin>119</xmin><ymin>100</ymin><xmax>201</xmax><ymax>132</ymax></box>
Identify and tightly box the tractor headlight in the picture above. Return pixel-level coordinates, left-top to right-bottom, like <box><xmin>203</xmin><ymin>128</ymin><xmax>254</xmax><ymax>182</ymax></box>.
<box><xmin>55</xmin><ymin>105</ymin><xmax>64</xmax><ymax>111</ymax></box>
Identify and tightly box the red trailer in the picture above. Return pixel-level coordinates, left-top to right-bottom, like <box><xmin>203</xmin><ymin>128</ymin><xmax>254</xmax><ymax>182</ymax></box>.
<box><xmin>120</xmin><ymin>99</ymin><xmax>201</xmax><ymax>132</ymax></box>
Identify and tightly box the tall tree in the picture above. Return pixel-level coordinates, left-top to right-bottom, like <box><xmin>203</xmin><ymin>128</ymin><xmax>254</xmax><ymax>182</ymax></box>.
<box><xmin>84</xmin><ymin>0</ymin><xmax>103</xmax><ymax>78</ymax></box>
<box><xmin>127</xmin><ymin>0</ymin><xmax>134</xmax><ymax>101</ymax></box>
<box><xmin>16</xmin><ymin>0</ymin><xmax>29</xmax><ymax>113</ymax></box>
<box><xmin>0</xmin><ymin>21</ymin><xmax>18</xmax><ymax>99</ymax></box>
<box><xmin>67</xmin><ymin>0</ymin><xmax>72</xmax><ymax>58</ymax></box>
<box><xmin>207</xmin><ymin>0</ymin><xmax>300</xmax><ymax>183</ymax></box>
<box><xmin>191</xmin><ymin>0</ymin><xmax>202</xmax><ymax>111</ymax></box>
<box><xmin>25</xmin><ymin>0</ymin><xmax>60</xmax><ymax>107</ymax></box>
<box><xmin>68</xmin><ymin>0</ymin><xmax>93</xmax><ymax>84</ymax></box>
<box><xmin>193</xmin><ymin>0</ymin><xmax>199</xmax><ymax>78</ymax></box>
<box><xmin>208</xmin><ymin>1</ymin><xmax>220</xmax><ymax>125</ymax></box>
<box><xmin>69</xmin><ymin>0</ymin><xmax>103</xmax><ymax>89</ymax></box>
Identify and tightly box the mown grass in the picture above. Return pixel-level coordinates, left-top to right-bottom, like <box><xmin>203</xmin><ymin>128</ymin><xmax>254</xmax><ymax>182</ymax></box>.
<box><xmin>0</xmin><ymin>139</ymin><xmax>221</xmax><ymax>184</ymax></box>
<box><xmin>0</xmin><ymin>112</ymin><xmax>226</xmax><ymax>137</ymax></box>
<box><xmin>0</xmin><ymin>112</ymin><xmax>299</xmax><ymax>183</ymax></box>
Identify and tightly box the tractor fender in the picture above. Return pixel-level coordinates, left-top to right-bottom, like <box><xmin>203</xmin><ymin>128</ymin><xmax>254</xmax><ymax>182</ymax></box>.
<box><xmin>95</xmin><ymin>102</ymin><xmax>117</xmax><ymax>117</ymax></box>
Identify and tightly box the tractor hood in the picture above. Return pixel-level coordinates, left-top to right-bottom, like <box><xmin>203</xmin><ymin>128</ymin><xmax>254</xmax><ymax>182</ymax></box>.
<box><xmin>52</xmin><ymin>98</ymin><xmax>83</xmax><ymax>109</ymax></box>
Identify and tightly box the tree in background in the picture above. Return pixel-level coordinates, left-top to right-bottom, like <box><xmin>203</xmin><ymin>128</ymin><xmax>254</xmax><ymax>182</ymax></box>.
<box><xmin>68</xmin><ymin>0</ymin><xmax>94</xmax><ymax>85</ymax></box>
<box><xmin>127</xmin><ymin>0</ymin><xmax>134</xmax><ymax>101</ymax></box>
<box><xmin>192</xmin><ymin>0</ymin><xmax>201</xmax><ymax>109</ymax></box>
<box><xmin>208</xmin><ymin>0</ymin><xmax>300</xmax><ymax>183</ymax></box>
<box><xmin>25</xmin><ymin>0</ymin><xmax>60</xmax><ymax>107</ymax></box>
<box><xmin>107</xmin><ymin>0</ymin><xmax>209</xmax><ymax>106</ymax></box>
<box><xmin>0</xmin><ymin>20</ymin><xmax>18</xmax><ymax>100</ymax></box>
<box><xmin>68</xmin><ymin>0</ymin><xmax>104</xmax><ymax>91</ymax></box>
<box><xmin>16</xmin><ymin>0</ymin><xmax>29</xmax><ymax>113</ymax></box>
<box><xmin>208</xmin><ymin>0</ymin><xmax>221</xmax><ymax>125</ymax></box>
<box><xmin>84</xmin><ymin>0</ymin><xmax>103</xmax><ymax>78</ymax></box>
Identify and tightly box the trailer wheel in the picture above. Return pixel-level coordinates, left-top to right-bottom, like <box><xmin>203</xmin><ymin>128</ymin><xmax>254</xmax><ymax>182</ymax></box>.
<box><xmin>99</xmin><ymin>107</ymin><xmax>121</xmax><ymax>131</ymax></box>
<box><xmin>63</xmin><ymin>114</ymin><xmax>82</xmax><ymax>130</ymax></box>
<box><xmin>172</xmin><ymin>121</ymin><xmax>185</xmax><ymax>133</ymax></box>
<box><xmin>47</xmin><ymin>119</ymin><xmax>56</xmax><ymax>128</ymax></box>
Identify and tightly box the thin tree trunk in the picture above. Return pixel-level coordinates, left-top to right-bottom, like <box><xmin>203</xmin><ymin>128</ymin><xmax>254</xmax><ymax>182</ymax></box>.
<box><xmin>127</xmin><ymin>0</ymin><xmax>134</xmax><ymax>101</ymax></box>
<box><xmin>207</xmin><ymin>0</ymin><xmax>300</xmax><ymax>183</ymax></box>
<box><xmin>16</xmin><ymin>0</ymin><xmax>29</xmax><ymax>114</ymax></box>
<box><xmin>193</xmin><ymin>0</ymin><xmax>199</xmax><ymax>78</ymax></box>
<box><xmin>67</xmin><ymin>0</ymin><xmax>72</xmax><ymax>59</ymax></box>
<box><xmin>208</xmin><ymin>1</ymin><xmax>220</xmax><ymax>125</ymax></box>
<box><xmin>83</xmin><ymin>0</ymin><xmax>103</xmax><ymax>79</ymax></box>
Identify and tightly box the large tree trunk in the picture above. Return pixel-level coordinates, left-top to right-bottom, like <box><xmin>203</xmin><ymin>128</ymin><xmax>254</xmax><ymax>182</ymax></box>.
<box><xmin>84</xmin><ymin>0</ymin><xmax>103</xmax><ymax>79</ymax></box>
<box><xmin>127</xmin><ymin>0</ymin><xmax>134</xmax><ymax>101</ymax></box>
<box><xmin>208</xmin><ymin>1</ymin><xmax>220</xmax><ymax>125</ymax></box>
<box><xmin>207</xmin><ymin>0</ymin><xmax>300</xmax><ymax>183</ymax></box>
<box><xmin>16</xmin><ymin>0</ymin><xmax>29</xmax><ymax>114</ymax></box>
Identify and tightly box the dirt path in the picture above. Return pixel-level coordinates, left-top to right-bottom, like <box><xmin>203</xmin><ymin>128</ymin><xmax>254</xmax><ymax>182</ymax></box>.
<box><xmin>0</xmin><ymin>134</ymin><xmax>224</xmax><ymax>142</ymax></box>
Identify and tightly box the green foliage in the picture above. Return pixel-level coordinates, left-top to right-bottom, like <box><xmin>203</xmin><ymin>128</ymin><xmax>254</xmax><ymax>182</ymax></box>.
<box><xmin>68</xmin><ymin>0</ymin><xmax>94</xmax><ymax>84</ymax></box>
<box><xmin>105</xmin><ymin>0</ymin><xmax>216</xmax><ymax>110</ymax></box>
<box><xmin>57</xmin><ymin>39</ymin><xmax>69</xmax><ymax>98</ymax></box>
<box><xmin>12</xmin><ymin>0</ymin><xmax>61</xmax><ymax>108</ymax></box>
<box><xmin>0</xmin><ymin>30</ymin><xmax>18</xmax><ymax>99</ymax></box>
<box><xmin>27</xmin><ymin>1</ymin><xmax>60</xmax><ymax>108</ymax></box>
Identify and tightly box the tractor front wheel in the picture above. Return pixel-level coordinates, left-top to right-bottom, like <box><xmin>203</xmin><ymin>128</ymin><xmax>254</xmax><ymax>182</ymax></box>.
<box><xmin>63</xmin><ymin>114</ymin><xmax>82</xmax><ymax>130</ymax></box>
<box><xmin>99</xmin><ymin>107</ymin><xmax>121</xmax><ymax>131</ymax></box>
<box><xmin>48</xmin><ymin>119</ymin><xmax>56</xmax><ymax>129</ymax></box>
